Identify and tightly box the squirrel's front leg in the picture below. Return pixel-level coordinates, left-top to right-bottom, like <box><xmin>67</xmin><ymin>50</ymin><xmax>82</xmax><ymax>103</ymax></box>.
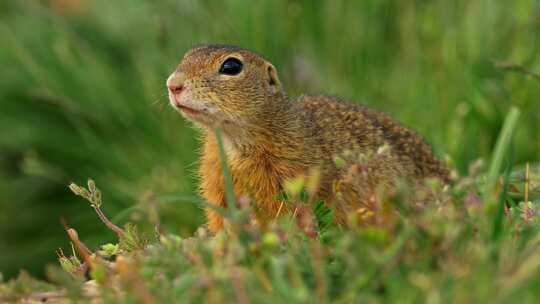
<box><xmin>204</xmin><ymin>194</ymin><xmax>225</xmax><ymax>234</ymax></box>
<box><xmin>200</xmin><ymin>169</ymin><xmax>227</xmax><ymax>233</ymax></box>
<box><xmin>200</xmin><ymin>136</ymin><xmax>228</xmax><ymax>234</ymax></box>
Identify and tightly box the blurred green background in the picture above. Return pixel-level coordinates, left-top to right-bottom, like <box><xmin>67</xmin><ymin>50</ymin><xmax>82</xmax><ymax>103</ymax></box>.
<box><xmin>0</xmin><ymin>0</ymin><xmax>539</xmax><ymax>279</ymax></box>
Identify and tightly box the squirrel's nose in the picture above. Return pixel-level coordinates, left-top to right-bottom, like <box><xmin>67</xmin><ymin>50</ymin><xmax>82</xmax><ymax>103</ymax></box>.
<box><xmin>168</xmin><ymin>83</ymin><xmax>184</xmax><ymax>94</ymax></box>
<box><xmin>167</xmin><ymin>71</ymin><xmax>186</xmax><ymax>94</ymax></box>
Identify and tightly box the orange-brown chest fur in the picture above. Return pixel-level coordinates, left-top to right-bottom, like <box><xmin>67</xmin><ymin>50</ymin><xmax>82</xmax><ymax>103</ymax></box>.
<box><xmin>199</xmin><ymin>132</ymin><xmax>310</xmax><ymax>232</ymax></box>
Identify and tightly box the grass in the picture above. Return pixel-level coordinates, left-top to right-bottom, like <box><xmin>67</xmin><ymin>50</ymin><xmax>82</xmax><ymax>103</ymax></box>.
<box><xmin>0</xmin><ymin>0</ymin><xmax>539</xmax><ymax>299</ymax></box>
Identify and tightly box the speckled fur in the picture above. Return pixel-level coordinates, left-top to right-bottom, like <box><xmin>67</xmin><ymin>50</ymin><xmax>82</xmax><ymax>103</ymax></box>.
<box><xmin>168</xmin><ymin>44</ymin><xmax>449</xmax><ymax>233</ymax></box>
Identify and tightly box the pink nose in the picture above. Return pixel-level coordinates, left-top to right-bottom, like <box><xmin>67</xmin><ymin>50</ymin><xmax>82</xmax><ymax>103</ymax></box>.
<box><xmin>168</xmin><ymin>83</ymin><xmax>184</xmax><ymax>94</ymax></box>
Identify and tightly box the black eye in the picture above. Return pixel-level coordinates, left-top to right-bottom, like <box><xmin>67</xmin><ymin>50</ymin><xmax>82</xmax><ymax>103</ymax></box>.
<box><xmin>219</xmin><ymin>58</ymin><xmax>243</xmax><ymax>75</ymax></box>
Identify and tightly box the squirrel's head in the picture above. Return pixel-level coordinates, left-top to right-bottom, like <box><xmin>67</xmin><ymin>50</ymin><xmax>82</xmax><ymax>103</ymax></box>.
<box><xmin>167</xmin><ymin>44</ymin><xmax>284</xmax><ymax>130</ymax></box>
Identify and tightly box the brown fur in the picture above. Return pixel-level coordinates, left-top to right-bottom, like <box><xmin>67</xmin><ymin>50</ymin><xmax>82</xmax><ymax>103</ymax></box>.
<box><xmin>167</xmin><ymin>44</ymin><xmax>449</xmax><ymax>233</ymax></box>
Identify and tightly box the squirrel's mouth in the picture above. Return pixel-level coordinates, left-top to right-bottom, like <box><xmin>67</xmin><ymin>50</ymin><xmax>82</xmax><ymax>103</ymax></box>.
<box><xmin>176</xmin><ymin>103</ymin><xmax>202</xmax><ymax>116</ymax></box>
<box><xmin>170</xmin><ymin>95</ymin><xmax>205</xmax><ymax>116</ymax></box>
<box><xmin>169</xmin><ymin>92</ymin><xmax>224</xmax><ymax>128</ymax></box>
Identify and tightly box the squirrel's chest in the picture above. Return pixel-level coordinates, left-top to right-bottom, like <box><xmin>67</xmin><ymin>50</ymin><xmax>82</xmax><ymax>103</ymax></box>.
<box><xmin>228</xmin><ymin>154</ymin><xmax>303</xmax><ymax>201</ymax></box>
<box><xmin>200</xmin><ymin>136</ymin><xmax>308</xmax><ymax>206</ymax></box>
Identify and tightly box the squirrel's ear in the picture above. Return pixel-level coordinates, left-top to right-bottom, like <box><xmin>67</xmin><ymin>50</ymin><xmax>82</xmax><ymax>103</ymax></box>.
<box><xmin>266</xmin><ymin>63</ymin><xmax>282</xmax><ymax>95</ymax></box>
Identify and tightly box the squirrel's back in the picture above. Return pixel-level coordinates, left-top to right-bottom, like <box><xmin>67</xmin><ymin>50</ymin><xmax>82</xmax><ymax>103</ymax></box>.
<box><xmin>295</xmin><ymin>95</ymin><xmax>449</xmax><ymax>183</ymax></box>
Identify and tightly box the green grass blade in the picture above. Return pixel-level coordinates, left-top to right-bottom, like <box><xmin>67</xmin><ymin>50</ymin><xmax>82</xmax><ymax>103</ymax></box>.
<box><xmin>486</xmin><ymin>107</ymin><xmax>521</xmax><ymax>189</ymax></box>
<box><xmin>214</xmin><ymin>128</ymin><xmax>237</xmax><ymax>211</ymax></box>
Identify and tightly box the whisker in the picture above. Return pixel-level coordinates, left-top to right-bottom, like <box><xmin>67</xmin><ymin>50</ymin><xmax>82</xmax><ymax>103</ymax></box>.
<box><xmin>150</xmin><ymin>91</ymin><xmax>169</xmax><ymax>107</ymax></box>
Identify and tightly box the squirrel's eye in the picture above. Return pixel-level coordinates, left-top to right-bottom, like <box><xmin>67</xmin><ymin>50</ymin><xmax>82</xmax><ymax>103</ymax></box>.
<box><xmin>219</xmin><ymin>58</ymin><xmax>243</xmax><ymax>76</ymax></box>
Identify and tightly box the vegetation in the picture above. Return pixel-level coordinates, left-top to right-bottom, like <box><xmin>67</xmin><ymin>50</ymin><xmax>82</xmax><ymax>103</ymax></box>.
<box><xmin>0</xmin><ymin>0</ymin><xmax>539</xmax><ymax>302</ymax></box>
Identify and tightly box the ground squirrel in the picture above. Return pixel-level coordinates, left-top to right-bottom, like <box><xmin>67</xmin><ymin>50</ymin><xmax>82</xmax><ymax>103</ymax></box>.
<box><xmin>167</xmin><ymin>44</ymin><xmax>449</xmax><ymax>233</ymax></box>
